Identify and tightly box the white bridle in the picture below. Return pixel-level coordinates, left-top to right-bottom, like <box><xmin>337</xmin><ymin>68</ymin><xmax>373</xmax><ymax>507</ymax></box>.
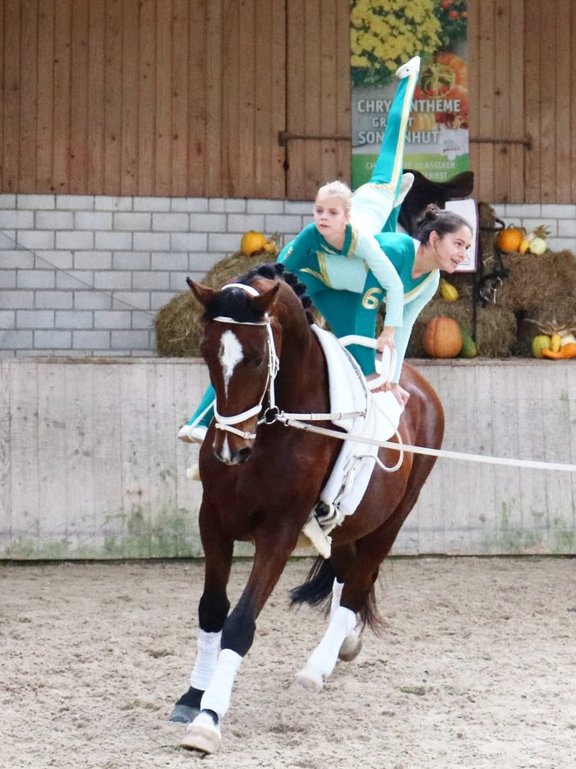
<box><xmin>211</xmin><ymin>284</ymin><xmax>280</xmax><ymax>440</ymax></box>
<box><xmin>208</xmin><ymin>284</ymin><xmax>375</xmax><ymax>449</ymax></box>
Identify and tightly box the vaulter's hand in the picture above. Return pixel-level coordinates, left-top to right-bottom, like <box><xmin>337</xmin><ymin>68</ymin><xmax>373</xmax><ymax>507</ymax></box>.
<box><xmin>376</xmin><ymin>325</ymin><xmax>395</xmax><ymax>353</ymax></box>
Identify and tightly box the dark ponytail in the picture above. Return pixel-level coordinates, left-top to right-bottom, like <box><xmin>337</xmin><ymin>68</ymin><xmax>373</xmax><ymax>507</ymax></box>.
<box><xmin>415</xmin><ymin>204</ymin><xmax>472</xmax><ymax>244</ymax></box>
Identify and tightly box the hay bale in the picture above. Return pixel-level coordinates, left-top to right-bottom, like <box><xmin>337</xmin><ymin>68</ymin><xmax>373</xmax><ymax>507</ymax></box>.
<box><xmin>447</xmin><ymin>271</ymin><xmax>475</xmax><ymax>299</ymax></box>
<box><xmin>203</xmin><ymin>251</ymin><xmax>273</xmax><ymax>288</ymax></box>
<box><xmin>475</xmin><ymin>303</ymin><xmax>517</xmax><ymax>357</ymax></box>
<box><xmin>496</xmin><ymin>250</ymin><xmax>576</xmax><ymax>312</ymax></box>
<box><xmin>155</xmin><ymin>291</ymin><xmax>202</xmax><ymax>357</ymax></box>
<box><xmin>154</xmin><ymin>250</ymin><xmax>277</xmax><ymax>357</ymax></box>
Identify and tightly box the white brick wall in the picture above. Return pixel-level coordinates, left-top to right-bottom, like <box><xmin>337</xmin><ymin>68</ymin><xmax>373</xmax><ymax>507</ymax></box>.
<box><xmin>492</xmin><ymin>203</ymin><xmax>576</xmax><ymax>253</ymax></box>
<box><xmin>0</xmin><ymin>193</ymin><xmax>310</xmax><ymax>358</ymax></box>
<box><xmin>1</xmin><ymin>194</ymin><xmax>575</xmax><ymax>358</ymax></box>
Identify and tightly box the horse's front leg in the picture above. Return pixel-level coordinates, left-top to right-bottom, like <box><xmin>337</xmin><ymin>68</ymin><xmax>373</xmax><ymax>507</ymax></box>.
<box><xmin>169</xmin><ymin>507</ymin><xmax>234</xmax><ymax>725</ymax></box>
<box><xmin>181</xmin><ymin>529</ymin><xmax>296</xmax><ymax>754</ymax></box>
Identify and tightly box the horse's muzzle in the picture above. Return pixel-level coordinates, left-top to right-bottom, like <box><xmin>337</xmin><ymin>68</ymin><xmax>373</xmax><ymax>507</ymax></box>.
<box><xmin>213</xmin><ymin>445</ymin><xmax>253</xmax><ymax>466</ymax></box>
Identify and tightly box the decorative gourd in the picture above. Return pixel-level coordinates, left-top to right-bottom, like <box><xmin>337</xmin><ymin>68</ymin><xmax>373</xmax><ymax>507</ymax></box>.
<box><xmin>458</xmin><ymin>324</ymin><xmax>478</xmax><ymax>358</ymax></box>
<box><xmin>495</xmin><ymin>225</ymin><xmax>524</xmax><ymax>253</ymax></box>
<box><xmin>531</xmin><ymin>334</ymin><xmax>551</xmax><ymax>358</ymax></box>
<box><xmin>422</xmin><ymin>317</ymin><xmax>463</xmax><ymax>358</ymax></box>
<box><xmin>439</xmin><ymin>278</ymin><xmax>459</xmax><ymax>302</ymax></box>
<box><xmin>240</xmin><ymin>230</ymin><xmax>268</xmax><ymax>256</ymax></box>
<box><xmin>541</xmin><ymin>342</ymin><xmax>576</xmax><ymax>359</ymax></box>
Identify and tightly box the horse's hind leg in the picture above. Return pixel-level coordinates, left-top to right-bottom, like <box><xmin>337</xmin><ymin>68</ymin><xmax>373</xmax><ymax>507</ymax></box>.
<box><xmin>295</xmin><ymin>602</ymin><xmax>359</xmax><ymax>690</ymax></box>
<box><xmin>330</xmin><ymin>579</ymin><xmax>364</xmax><ymax>661</ymax></box>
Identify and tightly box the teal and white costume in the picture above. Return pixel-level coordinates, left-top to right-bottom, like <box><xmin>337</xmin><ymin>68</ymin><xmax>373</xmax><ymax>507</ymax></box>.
<box><xmin>373</xmin><ymin>231</ymin><xmax>439</xmax><ymax>382</ymax></box>
<box><xmin>277</xmin><ymin>222</ymin><xmax>404</xmax><ymax>374</ymax></box>
<box><xmin>180</xmin><ymin>57</ymin><xmax>427</xmax><ymax>439</ymax></box>
<box><xmin>350</xmin><ymin>56</ymin><xmax>420</xmax><ymax>236</ymax></box>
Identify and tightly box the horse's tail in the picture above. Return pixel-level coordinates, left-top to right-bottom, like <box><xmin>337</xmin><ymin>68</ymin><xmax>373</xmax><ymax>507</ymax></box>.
<box><xmin>290</xmin><ymin>557</ymin><xmax>335</xmax><ymax>611</ymax></box>
<box><xmin>290</xmin><ymin>557</ymin><xmax>383</xmax><ymax>632</ymax></box>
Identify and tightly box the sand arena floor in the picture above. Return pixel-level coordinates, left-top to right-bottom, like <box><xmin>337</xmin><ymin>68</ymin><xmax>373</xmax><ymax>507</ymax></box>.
<box><xmin>1</xmin><ymin>556</ymin><xmax>575</xmax><ymax>768</ymax></box>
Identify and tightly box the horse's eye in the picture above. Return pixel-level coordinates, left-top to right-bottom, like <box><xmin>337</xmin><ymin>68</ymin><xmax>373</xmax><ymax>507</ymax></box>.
<box><xmin>243</xmin><ymin>355</ymin><xmax>264</xmax><ymax>369</ymax></box>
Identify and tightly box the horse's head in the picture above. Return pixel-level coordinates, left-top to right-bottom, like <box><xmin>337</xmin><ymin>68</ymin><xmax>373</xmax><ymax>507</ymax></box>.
<box><xmin>188</xmin><ymin>276</ymin><xmax>282</xmax><ymax>466</ymax></box>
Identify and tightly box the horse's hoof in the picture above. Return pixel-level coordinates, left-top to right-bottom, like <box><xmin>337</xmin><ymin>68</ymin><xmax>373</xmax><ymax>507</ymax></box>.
<box><xmin>339</xmin><ymin>632</ymin><xmax>363</xmax><ymax>662</ymax></box>
<box><xmin>180</xmin><ymin>711</ymin><xmax>222</xmax><ymax>754</ymax></box>
<box><xmin>295</xmin><ymin>666</ymin><xmax>324</xmax><ymax>691</ymax></box>
<box><xmin>168</xmin><ymin>703</ymin><xmax>199</xmax><ymax>724</ymax></box>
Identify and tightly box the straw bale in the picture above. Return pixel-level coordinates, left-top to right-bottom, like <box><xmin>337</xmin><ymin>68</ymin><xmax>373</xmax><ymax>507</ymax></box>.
<box><xmin>155</xmin><ymin>237</ymin><xmax>574</xmax><ymax>360</ymax></box>
<box><xmin>495</xmin><ymin>250</ymin><xmax>576</xmax><ymax>312</ymax></box>
<box><xmin>155</xmin><ymin>250</ymin><xmax>270</xmax><ymax>357</ymax></box>
<box><xmin>154</xmin><ymin>291</ymin><xmax>202</xmax><ymax>357</ymax></box>
<box><xmin>474</xmin><ymin>304</ymin><xmax>518</xmax><ymax>357</ymax></box>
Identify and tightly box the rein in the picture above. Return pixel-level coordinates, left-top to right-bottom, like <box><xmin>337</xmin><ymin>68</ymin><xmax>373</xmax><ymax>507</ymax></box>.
<box><xmin>211</xmin><ymin>311</ymin><xmax>364</xmax><ymax>438</ymax></box>
<box><xmin>208</xmin><ymin>283</ymin><xmax>576</xmax><ymax>474</ymax></box>
<box><xmin>209</xmin><ymin>282</ymin><xmax>402</xmax><ymax>469</ymax></box>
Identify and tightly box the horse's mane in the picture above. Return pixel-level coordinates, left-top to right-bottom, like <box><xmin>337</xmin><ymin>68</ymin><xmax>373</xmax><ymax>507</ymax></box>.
<box><xmin>202</xmin><ymin>262</ymin><xmax>315</xmax><ymax>325</ymax></box>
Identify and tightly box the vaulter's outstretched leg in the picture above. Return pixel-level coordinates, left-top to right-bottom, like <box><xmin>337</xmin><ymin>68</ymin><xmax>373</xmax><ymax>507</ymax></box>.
<box><xmin>177</xmin><ymin>384</ymin><xmax>215</xmax><ymax>444</ymax></box>
<box><xmin>350</xmin><ymin>56</ymin><xmax>421</xmax><ymax>235</ymax></box>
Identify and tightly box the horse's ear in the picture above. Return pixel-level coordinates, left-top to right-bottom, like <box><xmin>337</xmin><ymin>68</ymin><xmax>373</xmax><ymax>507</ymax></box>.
<box><xmin>186</xmin><ymin>278</ymin><xmax>216</xmax><ymax>308</ymax></box>
<box><xmin>252</xmin><ymin>282</ymin><xmax>281</xmax><ymax>314</ymax></box>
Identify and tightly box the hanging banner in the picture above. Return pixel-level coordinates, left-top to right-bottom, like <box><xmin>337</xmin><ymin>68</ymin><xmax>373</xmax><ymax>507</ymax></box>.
<box><xmin>351</xmin><ymin>0</ymin><xmax>469</xmax><ymax>187</ymax></box>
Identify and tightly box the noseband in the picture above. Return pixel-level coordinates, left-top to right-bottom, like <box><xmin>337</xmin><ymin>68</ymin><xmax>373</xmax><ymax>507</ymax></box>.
<box><xmin>211</xmin><ymin>284</ymin><xmax>279</xmax><ymax>440</ymax></box>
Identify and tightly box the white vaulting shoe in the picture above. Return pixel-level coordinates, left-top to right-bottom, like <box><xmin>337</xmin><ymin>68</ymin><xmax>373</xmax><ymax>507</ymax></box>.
<box><xmin>395</xmin><ymin>55</ymin><xmax>421</xmax><ymax>79</ymax></box>
<box><xmin>177</xmin><ymin>424</ymin><xmax>207</xmax><ymax>444</ymax></box>
<box><xmin>395</xmin><ymin>171</ymin><xmax>415</xmax><ymax>207</ymax></box>
<box><xmin>186</xmin><ymin>463</ymin><xmax>201</xmax><ymax>481</ymax></box>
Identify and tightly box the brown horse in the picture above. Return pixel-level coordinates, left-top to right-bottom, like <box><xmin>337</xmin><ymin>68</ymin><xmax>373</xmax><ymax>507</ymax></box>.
<box><xmin>171</xmin><ymin>263</ymin><xmax>444</xmax><ymax>754</ymax></box>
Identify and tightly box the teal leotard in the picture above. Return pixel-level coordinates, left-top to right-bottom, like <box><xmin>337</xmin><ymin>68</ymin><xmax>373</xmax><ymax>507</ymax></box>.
<box><xmin>277</xmin><ymin>222</ymin><xmax>403</xmax><ymax>374</ymax></box>
<box><xmin>374</xmin><ymin>232</ymin><xmax>440</xmax><ymax>381</ymax></box>
<box><xmin>184</xmin><ymin>57</ymin><xmax>425</xmax><ymax>431</ymax></box>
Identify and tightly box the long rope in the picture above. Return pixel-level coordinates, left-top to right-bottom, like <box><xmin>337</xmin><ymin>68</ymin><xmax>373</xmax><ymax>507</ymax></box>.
<box><xmin>280</xmin><ymin>418</ymin><xmax>576</xmax><ymax>473</ymax></box>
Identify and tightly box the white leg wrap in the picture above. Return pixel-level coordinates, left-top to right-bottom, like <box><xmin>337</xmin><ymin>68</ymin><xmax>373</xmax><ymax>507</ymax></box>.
<box><xmin>190</xmin><ymin>629</ymin><xmax>222</xmax><ymax>690</ymax></box>
<box><xmin>330</xmin><ymin>579</ymin><xmax>344</xmax><ymax>617</ymax></box>
<box><xmin>306</xmin><ymin>606</ymin><xmax>357</xmax><ymax>678</ymax></box>
<box><xmin>199</xmin><ymin>648</ymin><xmax>243</xmax><ymax>720</ymax></box>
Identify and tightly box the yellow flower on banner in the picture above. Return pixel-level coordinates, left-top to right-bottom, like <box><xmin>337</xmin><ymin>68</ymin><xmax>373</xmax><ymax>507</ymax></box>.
<box><xmin>351</xmin><ymin>0</ymin><xmax>442</xmax><ymax>86</ymax></box>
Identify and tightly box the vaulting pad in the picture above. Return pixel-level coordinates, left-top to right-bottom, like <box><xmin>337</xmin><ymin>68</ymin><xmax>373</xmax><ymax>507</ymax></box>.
<box><xmin>311</xmin><ymin>325</ymin><xmax>404</xmax><ymax>524</ymax></box>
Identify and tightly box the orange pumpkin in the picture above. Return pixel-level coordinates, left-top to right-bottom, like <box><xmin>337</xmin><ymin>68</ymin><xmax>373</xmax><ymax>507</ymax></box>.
<box><xmin>496</xmin><ymin>226</ymin><xmax>524</xmax><ymax>253</ymax></box>
<box><xmin>422</xmin><ymin>317</ymin><xmax>463</xmax><ymax>358</ymax></box>
<box><xmin>240</xmin><ymin>230</ymin><xmax>268</xmax><ymax>256</ymax></box>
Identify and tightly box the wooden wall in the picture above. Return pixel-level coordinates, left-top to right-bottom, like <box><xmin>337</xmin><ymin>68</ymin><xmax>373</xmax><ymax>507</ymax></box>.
<box><xmin>0</xmin><ymin>358</ymin><xmax>574</xmax><ymax>560</ymax></box>
<box><xmin>468</xmin><ymin>0</ymin><xmax>576</xmax><ymax>204</ymax></box>
<box><xmin>0</xmin><ymin>0</ymin><xmax>290</xmax><ymax>198</ymax></box>
<box><xmin>1</xmin><ymin>0</ymin><xmax>576</xmax><ymax>203</ymax></box>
